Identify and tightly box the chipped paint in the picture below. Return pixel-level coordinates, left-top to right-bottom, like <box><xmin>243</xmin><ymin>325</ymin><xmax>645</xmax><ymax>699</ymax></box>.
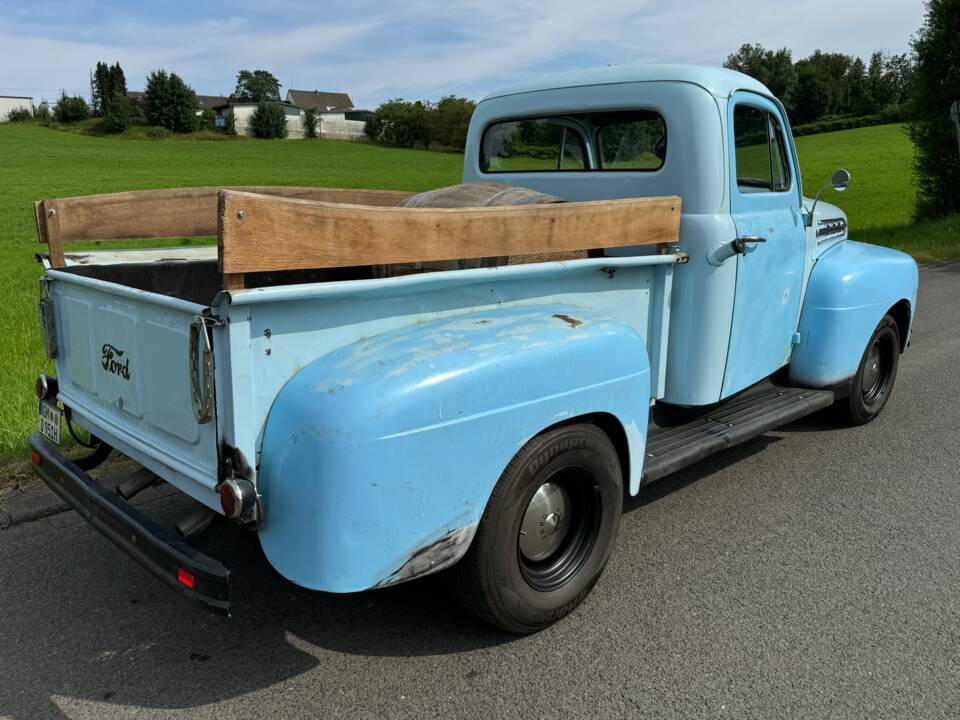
<box><xmin>255</xmin><ymin>286</ymin><xmax>666</xmax><ymax>591</ymax></box>
<box><xmin>375</xmin><ymin>522</ymin><xmax>478</xmax><ymax>588</ymax></box>
<box><xmin>552</xmin><ymin>313</ymin><xmax>583</xmax><ymax>328</ymax></box>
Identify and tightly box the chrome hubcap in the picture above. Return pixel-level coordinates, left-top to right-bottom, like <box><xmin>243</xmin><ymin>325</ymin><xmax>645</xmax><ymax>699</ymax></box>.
<box><xmin>519</xmin><ymin>481</ymin><xmax>571</xmax><ymax>562</ymax></box>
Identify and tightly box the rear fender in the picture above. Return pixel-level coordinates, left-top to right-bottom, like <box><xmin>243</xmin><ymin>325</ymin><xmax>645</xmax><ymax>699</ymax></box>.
<box><xmin>256</xmin><ymin>304</ymin><xmax>651</xmax><ymax>592</ymax></box>
<box><xmin>789</xmin><ymin>240</ymin><xmax>918</xmax><ymax>389</ymax></box>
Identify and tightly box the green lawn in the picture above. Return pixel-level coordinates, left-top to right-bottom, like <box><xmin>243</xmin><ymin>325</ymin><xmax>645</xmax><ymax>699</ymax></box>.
<box><xmin>0</xmin><ymin>121</ymin><xmax>955</xmax><ymax>463</ymax></box>
<box><xmin>795</xmin><ymin>123</ymin><xmax>914</xmax><ymax>230</ymax></box>
<box><xmin>0</xmin><ymin>124</ymin><xmax>461</xmax><ymax>461</ymax></box>
<box><xmin>794</xmin><ymin>123</ymin><xmax>960</xmax><ymax>264</ymax></box>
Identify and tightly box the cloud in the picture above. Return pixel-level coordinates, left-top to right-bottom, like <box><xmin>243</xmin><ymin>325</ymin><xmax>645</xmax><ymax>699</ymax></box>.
<box><xmin>0</xmin><ymin>0</ymin><xmax>924</xmax><ymax>107</ymax></box>
<box><xmin>0</xmin><ymin>16</ymin><xmax>376</xmax><ymax>98</ymax></box>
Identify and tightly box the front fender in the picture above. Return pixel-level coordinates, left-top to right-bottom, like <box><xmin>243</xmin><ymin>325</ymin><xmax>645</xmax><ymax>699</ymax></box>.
<box><xmin>789</xmin><ymin>240</ymin><xmax>918</xmax><ymax>389</ymax></box>
<box><xmin>257</xmin><ymin>304</ymin><xmax>651</xmax><ymax>592</ymax></box>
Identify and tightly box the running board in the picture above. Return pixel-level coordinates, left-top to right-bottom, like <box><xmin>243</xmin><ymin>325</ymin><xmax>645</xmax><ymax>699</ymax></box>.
<box><xmin>642</xmin><ymin>386</ymin><xmax>835</xmax><ymax>484</ymax></box>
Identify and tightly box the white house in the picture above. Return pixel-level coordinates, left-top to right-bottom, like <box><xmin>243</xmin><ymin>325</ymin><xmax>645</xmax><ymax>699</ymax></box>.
<box><xmin>285</xmin><ymin>89</ymin><xmax>368</xmax><ymax>140</ymax></box>
<box><xmin>0</xmin><ymin>95</ymin><xmax>34</xmax><ymax>121</ymax></box>
<box><xmin>214</xmin><ymin>101</ymin><xmax>307</xmax><ymax>138</ymax></box>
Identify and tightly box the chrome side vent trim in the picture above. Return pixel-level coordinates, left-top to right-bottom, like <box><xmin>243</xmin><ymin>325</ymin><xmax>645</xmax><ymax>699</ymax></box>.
<box><xmin>817</xmin><ymin>217</ymin><xmax>848</xmax><ymax>238</ymax></box>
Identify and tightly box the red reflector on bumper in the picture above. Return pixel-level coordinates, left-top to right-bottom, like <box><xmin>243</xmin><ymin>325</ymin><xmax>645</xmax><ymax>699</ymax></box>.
<box><xmin>177</xmin><ymin>567</ymin><xmax>195</xmax><ymax>589</ymax></box>
<box><xmin>31</xmin><ymin>452</ymin><xmax>41</xmax><ymax>465</ymax></box>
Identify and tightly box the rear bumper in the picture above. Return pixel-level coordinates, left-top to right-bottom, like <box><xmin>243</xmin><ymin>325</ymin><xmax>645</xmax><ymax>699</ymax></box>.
<box><xmin>29</xmin><ymin>433</ymin><xmax>231</xmax><ymax>614</ymax></box>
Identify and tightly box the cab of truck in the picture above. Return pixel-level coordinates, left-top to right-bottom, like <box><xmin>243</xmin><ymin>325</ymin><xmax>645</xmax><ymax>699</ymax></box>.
<box><xmin>462</xmin><ymin>64</ymin><xmax>917</xmax><ymax>409</ymax></box>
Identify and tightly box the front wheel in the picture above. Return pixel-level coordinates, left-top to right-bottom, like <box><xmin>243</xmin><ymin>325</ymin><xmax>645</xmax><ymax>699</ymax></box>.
<box><xmin>838</xmin><ymin>314</ymin><xmax>901</xmax><ymax>425</ymax></box>
<box><xmin>448</xmin><ymin>423</ymin><xmax>622</xmax><ymax>634</ymax></box>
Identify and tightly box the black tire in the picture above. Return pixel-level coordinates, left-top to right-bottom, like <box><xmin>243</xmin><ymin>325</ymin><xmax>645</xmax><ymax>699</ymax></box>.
<box><xmin>839</xmin><ymin>314</ymin><xmax>900</xmax><ymax>425</ymax></box>
<box><xmin>448</xmin><ymin>423</ymin><xmax>622</xmax><ymax>634</ymax></box>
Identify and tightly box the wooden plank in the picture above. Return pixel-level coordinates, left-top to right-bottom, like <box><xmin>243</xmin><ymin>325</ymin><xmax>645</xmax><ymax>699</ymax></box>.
<box><xmin>34</xmin><ymin>186</ymin><xmax>412</xmax><ymax>267</ymax></box>
<box><xmin>37</xmin><ymin>185</ymin><xmax>414</xmax><ymax>269</ymax></box>
<box><xmin>34</xmin><ymin>200</ymin><xmax>49</xmax><ymax>244</ymax></box>
<box><xmin>218</xmin><ymin>190</ymin><xmax>681</xmax><ymax>278</ymax></box>
<box><xmin>222</xmin><ymin>273</ymin><xmax>246</xmax><ymax>290</ymax></box>
<box><xmin>36</xmin><ymin>186</ymin><xmax>413</xmax><ymax>244</ymax></box>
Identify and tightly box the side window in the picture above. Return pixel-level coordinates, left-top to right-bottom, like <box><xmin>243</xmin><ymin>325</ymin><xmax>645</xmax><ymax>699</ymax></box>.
<box><xmin>733</xmin><ymin>105</ymin><xmax>791</xmax><ymax>193</ymax></box>
<box><xmin>768</xmin><ymin>115</ymin><xmax>790</xmax><ymax>192</ymax></box>
<box><xmin>481</xmin><ymin>119</ymin><xmax>587</xmax><ymax>173</ymax></box>
<box><xmin>595</xmin><ymin>111</ymin><xmax>666</xmax><ymax>170</ymax></box>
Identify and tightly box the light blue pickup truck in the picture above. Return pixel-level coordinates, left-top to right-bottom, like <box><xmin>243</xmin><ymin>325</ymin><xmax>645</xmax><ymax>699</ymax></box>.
<box><xmin>30</xmin><ymin>65</ymin><xmax>918</xmax><ymax>633</ymax></box>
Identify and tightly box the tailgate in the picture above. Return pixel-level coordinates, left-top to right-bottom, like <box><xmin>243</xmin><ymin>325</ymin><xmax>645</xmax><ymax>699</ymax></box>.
<box><xmin>44</xmin><ymin>271</ymin><xmax>220</xmax><ymax>508</ymax></box>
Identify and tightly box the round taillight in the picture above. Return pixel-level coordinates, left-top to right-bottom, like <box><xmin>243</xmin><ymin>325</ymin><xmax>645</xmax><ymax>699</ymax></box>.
<box><xmin>35</xmin><ymin>374</ymin><xmax>58</xmax><ymax>400</ymax></box>
<box><xmin>219</xmin><ymin>478</ymin><xmax>256</xmax><ymax>520</ymax></box>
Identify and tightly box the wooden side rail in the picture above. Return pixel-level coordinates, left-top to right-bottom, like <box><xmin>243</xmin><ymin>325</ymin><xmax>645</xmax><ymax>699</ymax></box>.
<box><xmin>35</xmin><ymin>186</ymin><xmax>414</xmax><ymax>267</ymax></box>
<box><xmin>217</xmin><ymin>190</ymin><xmax>681</xmax><ymax>290</ymax></box>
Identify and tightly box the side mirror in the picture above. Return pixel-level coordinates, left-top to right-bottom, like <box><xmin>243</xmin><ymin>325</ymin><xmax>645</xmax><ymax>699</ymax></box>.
<box><xmin>806</xmin><ymin>168</ymin><xmax>851</xmax><ymax>226</ymax></box>
<box><xmin>831</xmin><ymin>168</ymin><xmax>851</xmax><ymax>192</ymax></box>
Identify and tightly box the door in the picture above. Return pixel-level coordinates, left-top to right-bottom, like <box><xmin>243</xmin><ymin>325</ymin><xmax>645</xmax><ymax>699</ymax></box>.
<box><xmin>722</xmin><ymin>92</ymin><xmax>805</xmax><ymax>398</ymax></box>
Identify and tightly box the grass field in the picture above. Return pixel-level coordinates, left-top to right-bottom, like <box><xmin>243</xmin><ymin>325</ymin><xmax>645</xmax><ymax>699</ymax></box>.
<box><xmin>0</xmin><ymin>121</ymin><xmax>955</xmax><ymax>463</ymax></box>
<box><xmin>0</xmin><ymin>124</ymin><xmax>462</xmax><ymax>463</ymax></box>
<box><xmin>793</xmin><ymin>124</ymin><xmax>960</xmax><ymax>263</ymax></box>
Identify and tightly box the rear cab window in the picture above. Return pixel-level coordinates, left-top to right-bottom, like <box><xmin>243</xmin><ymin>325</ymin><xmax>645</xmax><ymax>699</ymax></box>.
<box><xmin>482</xmin><ymin>119</ymin><xmax>587</xmax><ymax>172</ymax></box>
<box><xmin>481</xmin><ymin>110</ymin><xmax>666</xmax><ymax>173</ymax></box>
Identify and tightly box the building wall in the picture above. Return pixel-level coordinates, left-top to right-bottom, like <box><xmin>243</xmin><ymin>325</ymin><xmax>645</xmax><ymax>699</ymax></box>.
<box><xmin>218</xmin><ymin>104</ymin><xmax>365</xmax><ymax>140</ymax></box>
<box><xmin>319</xmin><ymin>116</ymin><xmax>367</xmax><ymax>140</ymax></box>
<box><xmin>0</xmin><ymin>97</ymin><xmax>34</xmax><ymax>122</ymax></box>
<box><xmin>230</xmin><ymin>105</ymin><xmax>305</xmax><ymax>138</ymax></box>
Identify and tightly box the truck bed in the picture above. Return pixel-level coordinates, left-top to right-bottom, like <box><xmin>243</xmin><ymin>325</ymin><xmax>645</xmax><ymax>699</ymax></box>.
<box><xmin>58</xmin><ymin>250</ymin><xmax>372</xmax><ymax>306</ymax></box>
<box><xmin>38</xmin><ymin>185</ymin><xmax>684</xmax><ymax>509</ymax></box>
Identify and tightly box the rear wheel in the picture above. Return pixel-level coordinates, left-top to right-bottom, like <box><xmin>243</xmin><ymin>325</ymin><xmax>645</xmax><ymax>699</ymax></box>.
<box><xmin>839</xmin><ymin>314</ymin><xmax>900</xmax><ymax>425</ymax></box>
<box><xmin>448</xmin><ymin>423</ymin><xmax>622</xmax><ymax>634</ymax></box>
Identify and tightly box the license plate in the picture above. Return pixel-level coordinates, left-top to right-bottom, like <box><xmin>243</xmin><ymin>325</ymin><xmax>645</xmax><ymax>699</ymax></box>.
<box><xmin>38</xmin><ymin>401</ymin><xmax>62</xmax><ymax>445</ymax></box>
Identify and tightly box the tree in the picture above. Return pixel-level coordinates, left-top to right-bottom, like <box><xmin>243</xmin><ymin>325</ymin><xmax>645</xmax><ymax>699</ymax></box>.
<box><xmin>91</xmin><ymin>62</ymin><xmax>109</xmax><ymax>115</ymax></box>
<box><xmin>198</xmin><ymin>108</ymin><xmax>217</xmax><ymax>131</ymax></box>
<box><xmin>144</xmin><ymin>70</ymin><xmax>199</xmax><ymax>132</ymax></box>
<box><xmin>109</xmin><ymin>63</ymin><xmax>127</xmax><ymax>102</ymax></box>
<box><xmin>428</xmin><ymin>96</ymin><xmax>476</xmax><ymax>150</ymax></box>
<box><xmin>908</xmin><ymin>0</ymin><xmax>960</xmax><ymax>218</ymax></box>
<box><xmin>53</xmin><ymin>93</ymin><xmax>90</xmax><ymax>123</ymax></box>
<box><xmin>233</xmin><ymin>70</ymin><xmax>281</xmax><ymax>103</ymax></box>
<box><xmin>102</xmin><ymin>92</ymin><xmax>133</xmax><ymax>133</ymax></box>
<box><xmin>799</xmin><ymin>51</ymin><xmax>855</xmax><ymax>115</ymax></box>
<box><xmin>884</xmin><ymin>53</ymin><xmax>915</xmax><ymax>106</ymax></box>
<box><xmin>724</xmin><ymin>44</ymin><xmax>797</xmax><ymax>107</ymax></box>
<box><xmin>224</xmin><ymin>109</ymin><xmax>237</xmax><ymax>136</ymax></box>
<box><xmin>303</xmin><ymin>108</ymin><xmax>318</xmax><ymax>138</ymax></box>
<box><xmin>91</xmin><ymin>61</ymin><xmax>127</xmax><ymax>116</ymax></box>
<box><xmin>6</xmin><ymin>107</ymin><xmax>32</xmax><ymax>122</ymax></box>
<box><xmin>790</xmin><ymin>63</ymin><xmax>831</xmax><ymax>124</ymax></box>
<box><xmin>144</xmin><ymin>70</ymin><xmax>170</xmax><ymax>127</ymax></box>
<box><xmin>366</xmin><ymin>99</ymin><xmax>434</xmax><ymax>147</ymax></box>
<box><xmin>847</xmin><ymin>57</ymin><xmax>874</xmax><ymax>116</ymax></box>
<box><xmin>250</xmin><ymin>101</ymin><xmax>288</xmax><ymax>139</ymax></box>
<box><xmin>866</xmin><ymin>52</ymin><xmax>894</xmax><ymax>110</ymax></box>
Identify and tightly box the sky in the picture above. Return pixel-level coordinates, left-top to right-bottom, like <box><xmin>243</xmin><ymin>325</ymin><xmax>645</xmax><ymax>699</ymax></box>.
<box><xmin>0</xmin><ymin>0</ymin><xmax>927</xmax><ymax>109</ymax></box>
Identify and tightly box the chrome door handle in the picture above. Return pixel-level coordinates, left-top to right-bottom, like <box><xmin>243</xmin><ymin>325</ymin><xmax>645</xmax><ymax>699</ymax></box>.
<box><xmin>733</xmin><ymin>236</ymin><xmax>767</xmax><ymax>254</ymax></box>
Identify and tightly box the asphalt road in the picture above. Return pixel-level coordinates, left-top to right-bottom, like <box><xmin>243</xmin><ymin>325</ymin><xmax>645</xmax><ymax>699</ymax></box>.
<box><xmin>1</xmin><ymin>262</ymin><xmax>958</xmax><ymax>720</ymax></box>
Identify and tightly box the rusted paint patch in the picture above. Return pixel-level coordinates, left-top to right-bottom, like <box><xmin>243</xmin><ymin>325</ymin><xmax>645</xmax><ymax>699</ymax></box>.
<box><xmin>375</xmin><ymin>522</ymin><xmax>478</xmax><ymax>588</ymax></box>
<box><xmin>552</xmin><ymin>313</ymin><xmax>583</xmax><ymax>328</ymax></box>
